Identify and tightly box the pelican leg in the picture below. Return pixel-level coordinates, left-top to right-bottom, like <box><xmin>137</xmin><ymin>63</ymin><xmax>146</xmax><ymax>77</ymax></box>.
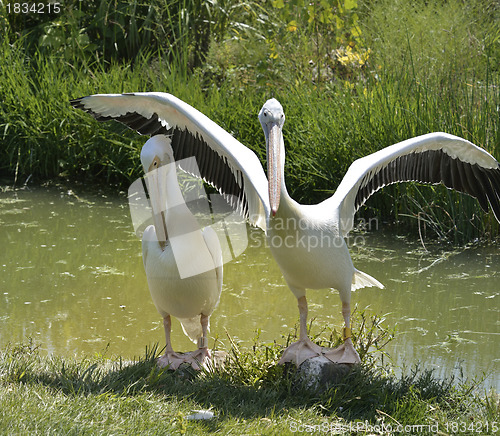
<box><xmin>185</xmin><ymin>314</ymin><xmax>212</xmax><ymax>370</ymax></box>
<box><xmin>278</xmin><ymin>295</ymin><xmax>322</xmax><ymax>366</ymax></box>
<box><xmin>157</xmin><ymin>315</ymin><xmax>186</xmax><ymax>369</ymax></box>
<box><xmin>321</xmin><ymin>301</ymin><xmax>361</xmax><ymax>364</ymax></box>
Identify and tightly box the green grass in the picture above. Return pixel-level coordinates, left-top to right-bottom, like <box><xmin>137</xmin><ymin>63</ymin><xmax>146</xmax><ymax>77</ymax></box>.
<box><xmin>1</xmin><ymin>332</ymin><xmax>498</xmax><ymax>435</ymax></box>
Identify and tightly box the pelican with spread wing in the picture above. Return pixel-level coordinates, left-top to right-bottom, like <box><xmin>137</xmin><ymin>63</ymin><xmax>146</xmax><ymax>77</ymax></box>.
<box><xmin>72</xmin><ymin>93</ymin><xmax>500</xmax><ymax>366</ymax></box>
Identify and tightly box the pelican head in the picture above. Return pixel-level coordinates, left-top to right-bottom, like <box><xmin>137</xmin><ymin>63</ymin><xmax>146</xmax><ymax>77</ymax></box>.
<box><xmin>140</xmin><ymin>135</ymin><xmax>174</xmax><ymax>174</ymax></box>
<box><xmin>259</xmin><ymin>99</ymin><xmax>285</xmax><ymax>216</ymax></box>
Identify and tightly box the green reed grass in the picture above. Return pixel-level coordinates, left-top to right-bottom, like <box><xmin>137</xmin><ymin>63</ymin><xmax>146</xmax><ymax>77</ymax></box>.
<box><xmin>0</xmin><ymin>0</ymin><xmax>499</xmax><ymax>243</ymax></box>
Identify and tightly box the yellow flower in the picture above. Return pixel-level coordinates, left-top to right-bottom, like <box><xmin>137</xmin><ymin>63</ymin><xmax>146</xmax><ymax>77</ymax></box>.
<box><xmin>287</xmin><ymin>20</ymin><xmax>297</xmax><ymax>32</ymax></box>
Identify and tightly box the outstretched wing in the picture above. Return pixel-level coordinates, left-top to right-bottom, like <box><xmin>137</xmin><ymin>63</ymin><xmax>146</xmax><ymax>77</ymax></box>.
<box><xmin>328</xmin><ymin>132</ymin><xmax>500</xmax><ymax>236</ymax></box>
<box><xmin>71</xmin><ymin>92</ymin><xmax>270</xmax><ymax>231</ymax></box>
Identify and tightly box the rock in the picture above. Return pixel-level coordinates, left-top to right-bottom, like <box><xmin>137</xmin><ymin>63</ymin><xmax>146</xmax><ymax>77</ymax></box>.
<box><xmin>293</xmin><ymin>355</ymin><xmax>354</xmax><ymax>392</ymax></box>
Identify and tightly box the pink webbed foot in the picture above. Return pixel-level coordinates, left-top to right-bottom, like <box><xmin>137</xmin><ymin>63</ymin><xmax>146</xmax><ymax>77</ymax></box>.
<box><xmin>157</xmin><ymin>348</ymin><xmax>213</xmax><ymax>371</ymax></box>
<box><xmin>157</xmin><ymin>350</ymin><xmax>190</xmax><ymax>370</ymax></box>
<box><xmin>182</xmin><ymin>347</ymin><xmax>212</xmax><ymax>371</ymax></box>
<box><xmin>321</xmin><ymin>338</ymin><xmax>361</xmax><ymax>364</ymax></box>
<box><xmin>278</xmin><ymin>338</ymin><xmax>323</xmax><ymax>367</ymax></box>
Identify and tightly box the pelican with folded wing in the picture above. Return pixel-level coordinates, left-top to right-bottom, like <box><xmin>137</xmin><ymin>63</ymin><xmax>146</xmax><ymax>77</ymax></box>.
<box><xmin>139</xmin><ymin>135</ymin><xmax>222</xmax><ymax>370</ymax></box>
<box><xmin>72</xmin><ymin>93</ymin><xmax>500</xmax><ymax>366</ymax></box>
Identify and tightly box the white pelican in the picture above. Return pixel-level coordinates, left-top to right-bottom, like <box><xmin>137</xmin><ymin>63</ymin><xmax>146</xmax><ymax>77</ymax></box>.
<box><xmin>139</xmin><ymin>135</ymin><xmax>222</xmax><ymax>370</ymax></box>
<box><xmin>72</xmin><ymin>93</ymin><xmax>500</xmax><ymax>367</ymax></box>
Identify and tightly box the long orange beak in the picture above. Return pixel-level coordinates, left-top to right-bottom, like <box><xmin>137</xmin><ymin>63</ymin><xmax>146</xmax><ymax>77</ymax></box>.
<box><xmin>267</xmin><ymin>122</ymin><xmax>282</xmax><ymax>216</ymax></box>
<box><xmin>145</xmin><ymin>160</ymin><xmax>168</xmax><ymax>244</ymax></box>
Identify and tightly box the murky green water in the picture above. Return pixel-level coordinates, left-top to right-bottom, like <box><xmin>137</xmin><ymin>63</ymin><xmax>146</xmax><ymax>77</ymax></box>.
<box><xmin>1</xmin><ymin>185</ymin><xmax>498</xmax><ymax>390</ymax></box>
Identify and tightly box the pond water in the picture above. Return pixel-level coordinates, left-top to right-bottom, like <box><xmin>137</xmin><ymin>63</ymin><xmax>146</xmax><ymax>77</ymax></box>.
<box><xmin>0</xmin><ymin>184</ymin><xmax>498</xmax><ymax>391</ymax></box>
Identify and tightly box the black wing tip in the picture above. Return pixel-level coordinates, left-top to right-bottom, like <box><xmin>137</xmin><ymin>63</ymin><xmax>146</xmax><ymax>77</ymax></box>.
<box><xmin>70</xmin><ymin>93</ymin><xmax>129</xmax><ymax>109</ymax></box>
<box><xmin>69</xmin><ymin>93</ymin><xmax>138</xmax><ymax>113</ymax></box>
<box><xmin>69</xmin><ymin>96</ymin><xmax>115</xmax><ymax>122</ymax></box>
<box><xmin>70</xmin><ymin>97</ymin><xmax>168</xmax><ymax>134</ymax></box>
<box><xmin>69</xmin><ymin>97</ymin><xmax>104</xmax><ymax>120</ymax></box>
<box><xmin>70</xmin><ymin>97</ymin><xmax>86</xmax><ymax>109</ymax></box>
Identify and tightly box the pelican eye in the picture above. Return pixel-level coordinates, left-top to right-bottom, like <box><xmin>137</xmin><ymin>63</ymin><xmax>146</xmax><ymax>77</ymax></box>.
<box><xmin>148</xmin><ymin>156</ymin><xmax>161</xmax><ymax>172</ymax></box>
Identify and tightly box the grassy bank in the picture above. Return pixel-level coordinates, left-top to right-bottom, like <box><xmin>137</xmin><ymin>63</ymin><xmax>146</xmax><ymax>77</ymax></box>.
<box><xmin>1</xmin><ymin>336</ymin><xmax>498</xmax><ymax>435</ymax></box>
<box><xmin>0</xmin><ymin>0</ymin><xmax>499</xmax><ymax>243</ymax></box>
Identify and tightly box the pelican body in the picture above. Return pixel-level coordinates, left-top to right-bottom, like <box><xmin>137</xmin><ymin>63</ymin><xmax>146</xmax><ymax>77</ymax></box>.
<box><xmin>260</xmin><ymin>100</ymin><xmax>381</xmax><ymax>363</ymax></box>
<box><xmin>140</xmin><ymin>135</ymin><xmax>222</xmax><ymax>369</ymax></box>
<box><xmin>72</xmin><ymin>93</ymin><xmax>500</xmax><ymax>367</ymax></box>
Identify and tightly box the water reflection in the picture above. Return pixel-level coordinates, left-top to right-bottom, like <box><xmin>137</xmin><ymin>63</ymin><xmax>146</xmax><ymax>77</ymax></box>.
<box><xmin>0</xmin><ymin>185</ymin><xmax>498</xmax><ymax>390</ymax></box>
